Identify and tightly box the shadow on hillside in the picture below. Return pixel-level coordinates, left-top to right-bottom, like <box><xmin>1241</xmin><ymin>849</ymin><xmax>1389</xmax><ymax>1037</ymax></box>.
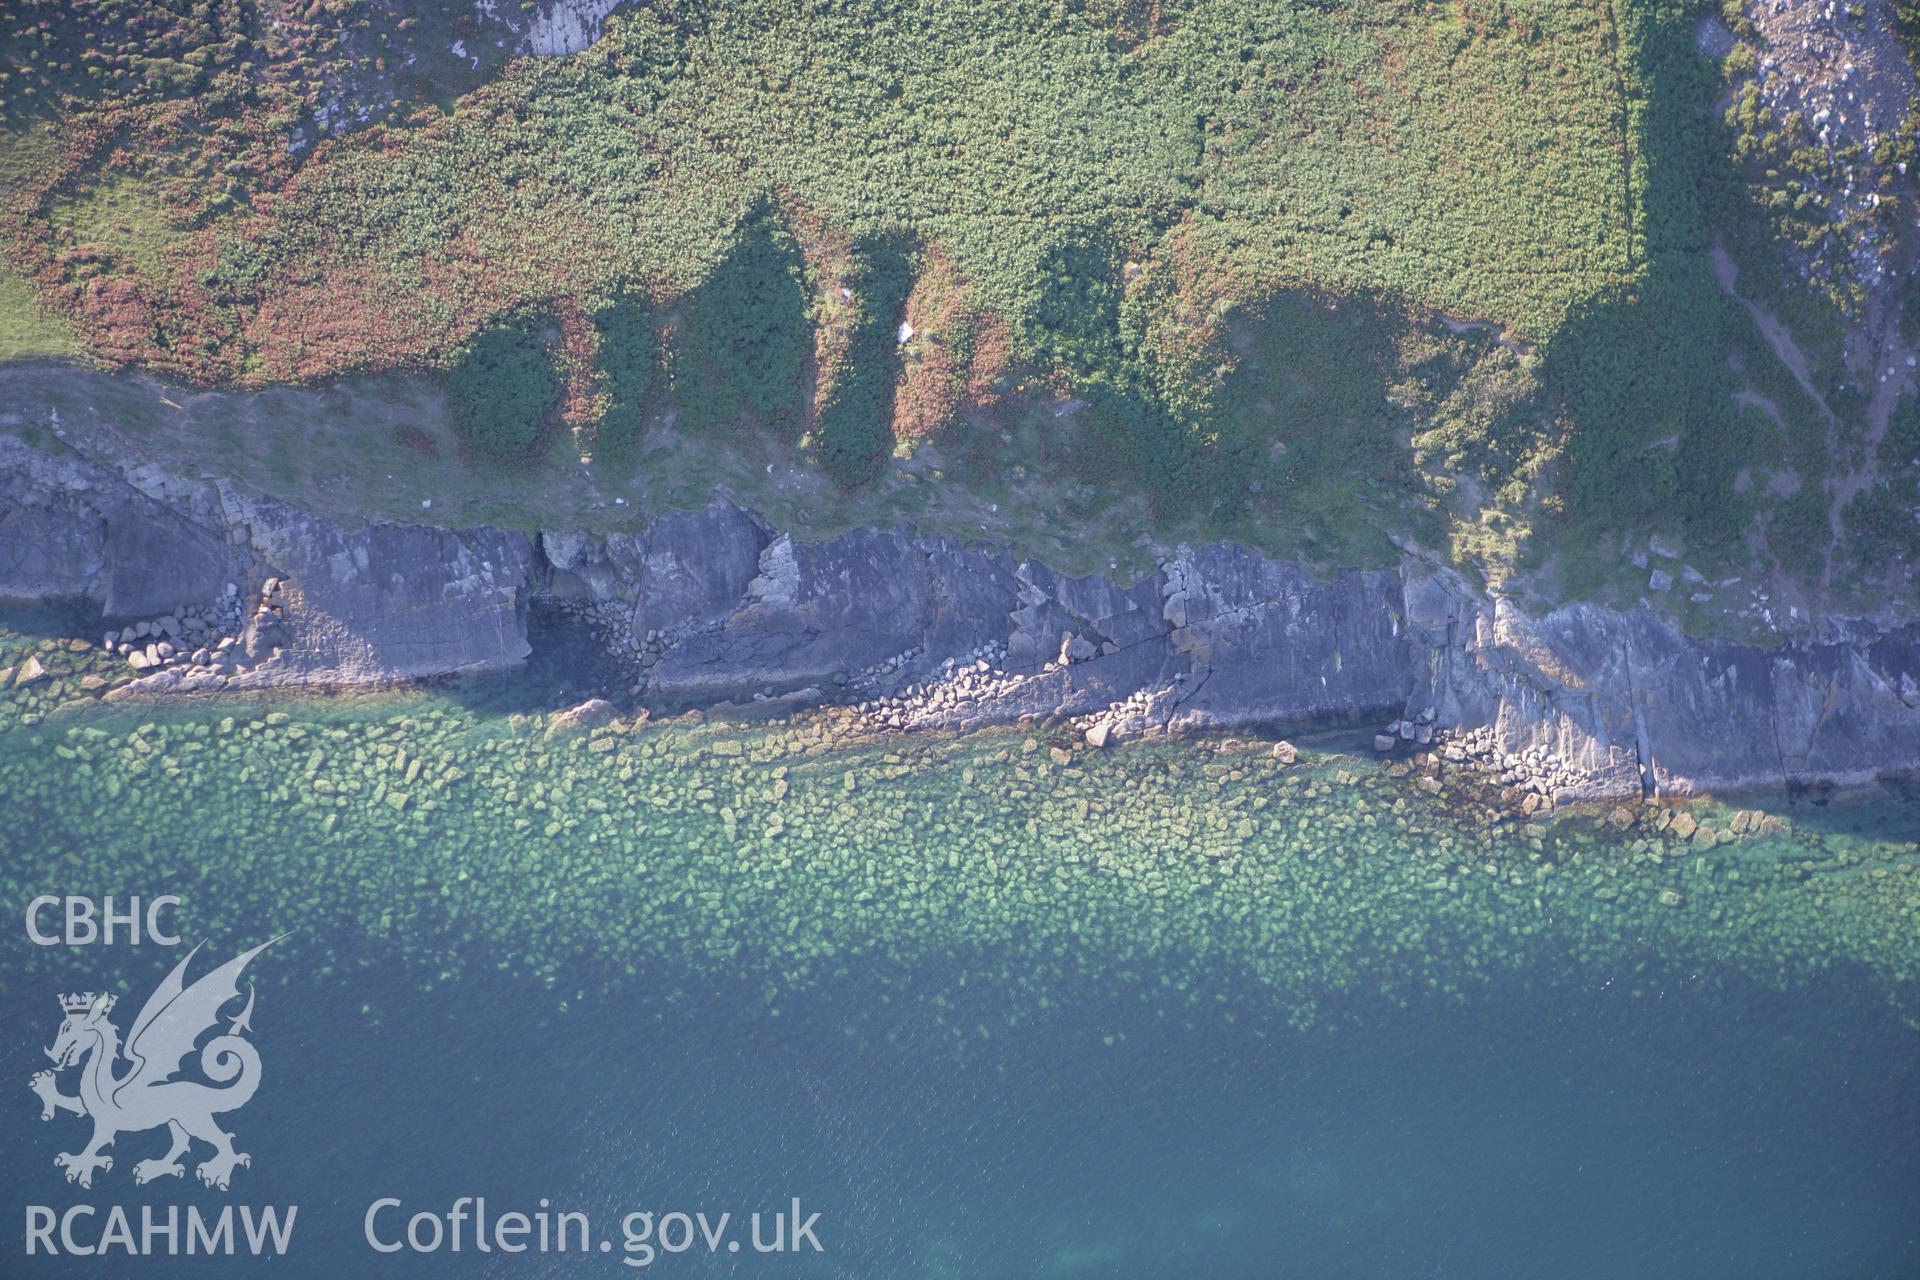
<box><xmin>1019</xmin><ymin>224</ymin><xmax>1421</xmax><ymax>531</ymax></box>
<box><xmin>666</xmin><ymin>202</ymin><xmax>812</xmax><ymax>439</ymax></box>
<box><xmin>1536</xmin><ymin>0</ymin><xmax>1767</xmax><ymax>555</ymax></box>
<box><xmin>812</xmin><ymin>234</ymin><xmax>915</xmax><ymax>488</ymax></box>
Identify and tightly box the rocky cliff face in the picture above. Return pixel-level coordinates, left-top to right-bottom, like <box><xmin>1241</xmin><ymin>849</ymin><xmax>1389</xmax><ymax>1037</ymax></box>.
<box><xmin>1403</xmin><ymin>567</ymin><xmax>1920</xmax><ymax>800</ymax></box>
<box><xmin>216</xmin><ymin>490</ymin><xmax>538</xmax><ymax>690</ymax></box>
<box><xmin>0</xmin><ymin>439</ymin><xmax>247</xmax><ymax>619</ymax></box>
<box><xmin>4</xmin><ymin>435</ymin><xmax>1918</xmax><ymax>801</ymax></box>
<box><xmin>0</xmin><ymin>438</ymin><xmax>538</xmax><ymax>692</ymax></box>
<box><xmin>523</xmin><ymin>0</ymin><xmax>630</xmax><ymax>56</ymax></box>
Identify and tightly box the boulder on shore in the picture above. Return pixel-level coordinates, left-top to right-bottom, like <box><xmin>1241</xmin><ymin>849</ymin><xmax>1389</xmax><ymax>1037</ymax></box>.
<box><xmin>547</xmin><ymin>698</ymin><xmax>619</xmax><ymax>738</ymax></box>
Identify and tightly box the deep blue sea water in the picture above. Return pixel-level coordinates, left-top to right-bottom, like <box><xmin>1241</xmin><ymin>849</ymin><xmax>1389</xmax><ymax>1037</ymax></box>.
<box><xmin>5</xmin><ymin>948</ymin><xmax>1916</xmax><ymax>1279</ymax></box>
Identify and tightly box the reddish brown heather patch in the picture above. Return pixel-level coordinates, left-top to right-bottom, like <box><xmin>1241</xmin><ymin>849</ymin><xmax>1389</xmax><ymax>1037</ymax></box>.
<box><xmin>2</xmin><ymin>90</ymin><xmax>308</xmax><ymax>380</ymax></box>
<box><xmin>140</xmin><ymin>230</ymin><xmax>247</xmax><ymax>383</ymax></box>
<box><xmin>48</xmin><ymin>238</ymin><xmax>242</xmax><ymax>385</ymax></box>
<box><xmin>892</xmin><ymin>341</ymin><xmax>959</xmax><ymax>443</ymax></box>
<box><xmin>962</xmin><ymin>311</ymin><xmax>1013</xmax><ymax>407</ymax></box>
<box><xmin>1085</xmin><ymin>0</ymin><xmax>1172</xmax><ymax>51</ymax></box>
<box><xmin>72</xmin><ymin>276</ymin><xmax>158</xmax><ymax>368</ymax></box>
<box><xmin>892</xmin><ymin>245</ymin><xmax>1011</xmax><ymax>442</ymax></box>
<box><xmin>892</xmin><ymin>248</ymin><xmax>963</xmax><ymax>442</ymax></box>
<box><xmin>244</xmin><ymin>225</ymin><xmax>544</xmax><ymax>384</ymax></box>
<box><xmin>238</xmin><ymin>141</ymin><xmax>625</xmax><ymax>380</ymax></box>
<box><xmin>1149</xmin><ymin>221</ymin><xmax>1254</xmax><ymax>365</ymax></box>
<box><xmin>554</xmin><ymin>301</ymin><xmax>607</xmax><ymax>445</ymax></box>
<box><xmin>1160</xmin><ymin>220</ymin><xmax>1235</xmax><ymax>311</ymax></box>
<box><xmin>418</xmin><ymin>235</ymin><xmax>542</xmax><ymax>328</ymax></box>
<box><xmin>244</xmin><ymin>258</ymin><xmax>448</xmax><ymax>382</ymax></box>
<box><xmin>4</xmin><ymin>29</ymin><xmax>622</xmax><ymax>383</ymax></box>
<box><xmin>443</xmin><ymin>183</ymin><xmax>623</xmax><ymax>300</ymax></box>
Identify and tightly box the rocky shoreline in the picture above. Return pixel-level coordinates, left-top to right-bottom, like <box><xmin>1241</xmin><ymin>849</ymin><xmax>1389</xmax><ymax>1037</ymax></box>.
<box><xmin>4</xmin><ymin>432</ymin><xmax>1920</xmax><ymax>808</ymax></box>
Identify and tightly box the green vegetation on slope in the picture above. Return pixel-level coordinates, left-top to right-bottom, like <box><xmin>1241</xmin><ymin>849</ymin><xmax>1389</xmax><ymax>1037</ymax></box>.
<box><xmin>7</xmin><ymin>0</ymin><xmax>1635</xmax><ymax>389</ymax></box>
<box><xmin>0</xmin><ymin>268</ymin><xmax>76</xmax><ymax>363</ymax></box>
<box><xmin>590</xmin><ymin>293</ymin><xmax>657</xmax><ymax>470</ymax></box>
<box><xmin>812</xmin><ymin>237</ymin><xmax>914</xmax><ymax>488</ymax></box>
<box><xmin>665</xmin><ymin>205</ymin><xmax>811</xmax><ymax>438</ymax></box>
<box><xmin>444</xmin><ymin>320</ymin><xmax>561</xmax><ymax>460</ymax></box>
<box><xmin>1846</xmin><ymin>394</ymin><xmax>1920</xmax><ymax>575</ymax></box>
<box><xmin>1</xmin><ymin>0</ymin><xmax>1909</xmax><ymax>606</ymax></box>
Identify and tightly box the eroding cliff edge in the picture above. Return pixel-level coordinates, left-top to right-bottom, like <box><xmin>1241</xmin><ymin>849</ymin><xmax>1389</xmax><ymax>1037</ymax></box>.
<box><xmin>5</xmin><ymin>435</ymin><xmax>1918</xmax><ymax>802</ymax></box>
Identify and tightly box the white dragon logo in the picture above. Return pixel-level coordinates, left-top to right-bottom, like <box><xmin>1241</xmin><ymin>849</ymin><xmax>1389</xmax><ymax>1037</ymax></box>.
<box><xmin>28</xmin><ymin>937</ymin><xmax>281</xmax><ymax>1190</ymax></box>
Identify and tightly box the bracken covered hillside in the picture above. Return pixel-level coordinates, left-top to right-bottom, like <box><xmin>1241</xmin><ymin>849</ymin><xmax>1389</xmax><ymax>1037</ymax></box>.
<box><xmin>2</xmin><ymin>0</ymin><xmax>1916</xmax><ymax>612</ymax></box>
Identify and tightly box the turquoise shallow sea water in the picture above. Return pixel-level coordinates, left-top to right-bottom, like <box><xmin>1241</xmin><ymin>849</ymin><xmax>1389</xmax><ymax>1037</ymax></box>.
<box><xmin>1</xmin><ymin>613</ymin><xmax>1917</xmax><ymax>1277</ymax></box>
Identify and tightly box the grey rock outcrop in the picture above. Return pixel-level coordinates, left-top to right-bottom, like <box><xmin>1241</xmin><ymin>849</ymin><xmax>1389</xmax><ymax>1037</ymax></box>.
<box><xmin>217</xmin><ymin>491</ymin><xmax>538</xmax><ymax>689</ymax></box>
<box><xmin>1161</xmin><ymin>546</ymin><xmax>1412</xmax><ymax>733</ymax></box>
<box><xmin>1632</xmin><ymin>612</ymin><xmax>1920</xmax><ymax>795</ymax></box>
<box><xmin>0</xmin><ymin>438</ymin><xmax>245</xmax><ymax>618</ymax></box>
<box><xmin>7</xmin><ymin>429</ymin><xmax>1920</xmax><ymax>801</ymax></box>
<box><xmin>1404</xmin><ymin>565</ymin><xmax>1920</xmax><ymax>799</ymax></box>
<box><xmin>524</xmin><ymin>0</ymin><xmax>628</xmax><ymax>55</ymax></box>
<box><xmin>547</xmin><ymin>697</ymin><xmax>619</xmax><ymax>737</ymax></box>
<box><xmin>0</xmin><ymin>437</ymin><xmax>537</xmax><ymax>691</ymax></box>
<box><xmin>542</xmin><ymin>498</ymin><xmax>771</xmax><ymax>640</ymax></box>
<box><xmin>530</xmin><ymin>511</ymin><xmax>1920</xmax><ymax>799</ymax></box>
<box><xmin>1406</xmin><ymin>571</ymin><xmax>1647</xmax><ymax>801</ymax></box>
<box><xmin>642</xmin><ymin>528</ymin><xmax>1019</xmax><ymax>700</ymax></box>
